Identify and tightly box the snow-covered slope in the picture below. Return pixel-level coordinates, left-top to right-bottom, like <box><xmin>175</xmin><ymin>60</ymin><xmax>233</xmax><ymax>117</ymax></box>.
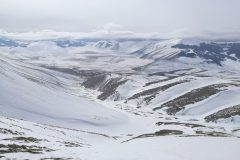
<box><xmin>0</xmin><ymin>54</ymin><xmax>126</xmax><ymax>130</ymax></box>
<box><xmin>1</xmin><ymin>115</ymin><xmax>240</xmax><ymax>160</ymax></box>
<box><xmin>0</xmin><ymin>36</ymin><xmax>240</xmax><ymax>159</ymax></box>
<box><xmin>131</xmin><ymin>38</ymin><xmax>182</xmax><ymax>59</ymax></box>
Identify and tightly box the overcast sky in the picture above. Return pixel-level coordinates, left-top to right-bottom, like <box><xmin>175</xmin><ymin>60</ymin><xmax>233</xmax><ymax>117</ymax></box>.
<box><xmin>0</xmin><ymin>0</ymin><xmax>240</xmax><ymax>34</ymax></box>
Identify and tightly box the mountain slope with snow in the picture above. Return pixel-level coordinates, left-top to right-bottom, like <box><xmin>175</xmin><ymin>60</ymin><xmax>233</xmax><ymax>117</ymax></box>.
<box><xmin>0</xmin><ymin>36</ymin><xmax>240</xmax><ymax>159</ymax></box>
<box><xmin>0</xmin><ymin>54</ymin><xmax>126</xmax><ymax>130</ymax></box>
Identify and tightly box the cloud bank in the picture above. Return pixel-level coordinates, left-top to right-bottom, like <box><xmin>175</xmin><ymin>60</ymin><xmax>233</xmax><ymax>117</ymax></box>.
<box><xmin>1</xmin><ymin>27</ymin><xmax>240</xmax><ymax>41</ymax></box>
<box><xmin>0</xmin><ymin>0</ymin><xmax>240</xmax><ymax>34</ymax></box>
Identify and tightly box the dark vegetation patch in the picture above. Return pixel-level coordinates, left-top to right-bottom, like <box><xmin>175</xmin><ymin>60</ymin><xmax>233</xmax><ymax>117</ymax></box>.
<box><xmin>132</xmin><ymin>66</ymin><xmax>145</xmax><ymax>71</ymax></box>
<box><xmin>144</xmin><ymin>76</ymin><xmax>178</xmax><ymax>87</ymax></box>
<box><xmin>128</xmin><ymin>80</ymin><xmax>190</xmax><ymax>103</ymax></box>
<box><xmin>82</xmin><ymin>74</ymin><xmax>107</xmax><ymax>89</ymax></box>
<box><xmin>0</xmin><ymin>144</ymin><xmax>54</xmax><ymax>154</ymax></box>
<box><xmin>149</xmin><ymin>68</ymin><xmax>193</xmax><ymax>76</ymax></box>
<box><xmin>97</xmin><ymin>78</ymin><xmax>128</xmax><ymax>100</ymax></box>
<box><xmin>156</xmin><ymin>122</ymin><xmax>206</xmax><ymax>128</ymax></box>
<box><xmin>58</xmin><ymin>141</ymin><xmax>82</xmax><ymax>147</ymax></box>
<box><xmin>0</xmin><ymin>128</ymin><xmax>24</xmax><ymax>135</ymax></box>
<box><xmin>123</xmin><ymin>129</ymin><xmax>183</xmax><ymax>143</ymax></box>
<box><xmin>205</xmin><ymin>105</ymin><xmax>240</xmax><ymax>122</ymax></box>
<box><xmin>232</xmin><ymin>128</ymin><xmax>240</xmax><ymax>132</ymax></box>
<box><xmin>153</xmin><ymin>84</ymin><xmax>228</xmax><ymax>115</ymax></box>
<box><xmin>3</xmin><ymin>137</ymin><xmax>43</xmax><ymax>143</ymax></box>
<box><xmin>42</xmin><ymin>66</ymin><xmax>104</xmax><ymax>78</ymax></box>
<box><xmin>194</xmin><ymin>130</ymin><xmax>232</xmax><ymax>137</ymax></box>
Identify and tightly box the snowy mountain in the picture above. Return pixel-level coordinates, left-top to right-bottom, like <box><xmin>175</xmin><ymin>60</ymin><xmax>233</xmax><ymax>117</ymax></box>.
<box><xmin>0</xmin><ymin>36</ymin><xmax>240</xmax><ymax>159</ymax></box>
<box><xmin>173</xmin><ymin>42</ymin><xmax>240</xmax><ymax>65</ymax></box>
<box><xmin>1</xmin><ymin>36</ymin><xmax>240</xmax><ymax>64</ymax></box>
<box><xmin>94</xmin><ymin>40</ymin><xmax>119</xmax><ymax>50</ymax></box>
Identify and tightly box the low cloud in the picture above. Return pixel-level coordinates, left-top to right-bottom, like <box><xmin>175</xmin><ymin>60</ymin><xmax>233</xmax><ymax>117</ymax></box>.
<box><xmin>1</xmin><ymin>27</ymin><xmax>240</xmax><ymax>41</ymax></box>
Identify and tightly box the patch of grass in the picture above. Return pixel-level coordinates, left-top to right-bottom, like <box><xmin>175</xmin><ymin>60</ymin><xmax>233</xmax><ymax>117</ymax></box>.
<box><xmin>144</xmin><ymin>76</ymin><xmax>178</xmax><ymax>87</ymax></box>
<box><xmin>195</xmin><ymin>130</ymin><xmax>231</xmax><ymax>137</ymax></box>
<box><xmin>148</xmin><ymin>68</ymin><xmax>193</xmax><ymax>76</ymax></box>
<box><xmin>128</xmin><ymin>80</ymin><xmax>189</xmax><ymax>103</ymax></box>
<box><xmin>205</xmin><ymin>105</ymin><xmax>240</xmax><ymax>122</ymax></box>
<box><xmin>153</xmin><ymin>130</ymin><xmax>183</xmax><ymax>136</ymax></box>
<box><xmin>232</xmin><ymin>128</ymin><xmax>240</xmax><ymax>132</ymax></box>
<box><xmin>153</xmin><ymin>84</ymin><xmax>228</xmax><ymax>115</ymax></box>
<box><xmin>98</xmin><ymin>78</ymin><xmax>128</xmax><ymax>100</ymax></box>
<box><xmin>156</xmin><ymin>122</ymin><xmax>206</xmax><ymax>128</ymax></box>
<box><xmin>0</xmin><ymin>144</ymin><xmax>54</xmax><ymax>154</ymax></box>
<box><xmin>4</xmin><ymin>136</ymin><xmax>42</xmax><ymax>143</ymax></box>
<box><xmin>57</xmin><ymin>141</ymin><xmax>82</xmax><ymax>147</ymax></box>
<box><xmin>123</xmin><ymin>129</ymin><xmax>183</xmax><ymax>143</ymax></box>
<box><xmin>0</xmin><ymin>128</ymin><xmax>24</xmax><ymax>135</ymax></box>
<box><xmin>82</xmin><ymin>74</ymin><xmax>107</xmax><ymax>89</ymax></box>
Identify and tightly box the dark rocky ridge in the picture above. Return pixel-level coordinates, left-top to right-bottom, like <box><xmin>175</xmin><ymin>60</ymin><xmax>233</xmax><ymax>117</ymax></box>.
<box><xmin>205</xmin><ymin>105</ymin><xmax>240</xmax><ymax>122</ymax></box>
<box><xmin>82</xmin><ymin>74</ymin><xmax>107</xmax><ymax>89</ymax></box>
<box><xmin>98</xmin><ymin>78</ymin><xmax>128</xmax><ymax>100</ymax></box>
<box><xmin>153</xmin><ymin>84</ymin><xmax>229</xmax><ymax>115</ymax></box>
<box><xmin>128</xmin><ymin>80</ymin><xmax>190</xmax><ymax>104</ymax></box>
<box><xmin>173</xmin><ymin>42</ymin><xmax>240</xmax><ymax>66</ymax></box>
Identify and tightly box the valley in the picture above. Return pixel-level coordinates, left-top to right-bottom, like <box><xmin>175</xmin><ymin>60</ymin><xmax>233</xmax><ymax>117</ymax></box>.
<box><xmin>0</xmin><ymin>37</ymin><xmax>240</xmax><ymax>159</ymax></box>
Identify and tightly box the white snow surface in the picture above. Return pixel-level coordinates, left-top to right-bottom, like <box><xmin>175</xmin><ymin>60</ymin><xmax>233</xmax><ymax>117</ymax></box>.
<box><xmin>0</xmin><ymin>54</ymin><xmax>127</xmax><ymax>130</ymax></box>
<box><xmin>0</xmin><ymin>38</ymin><xmax>240</xmax><ymax>159</ymax></box>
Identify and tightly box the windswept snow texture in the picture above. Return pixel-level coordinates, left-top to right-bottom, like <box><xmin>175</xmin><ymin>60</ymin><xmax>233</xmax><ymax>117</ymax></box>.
<box><xmin>1</xmin><ymin>116</ymin><xmax>240</xmax><ymax>160</ymax></box>
<box><xmin>0</xmin><ymin>37</ymin><xmax>240</xmax><ymax>159</ymax></box>
<box><xmin>0</xmin><ymin>54</ymin><xmax>126</xmax><ymax>129</ymax></box>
